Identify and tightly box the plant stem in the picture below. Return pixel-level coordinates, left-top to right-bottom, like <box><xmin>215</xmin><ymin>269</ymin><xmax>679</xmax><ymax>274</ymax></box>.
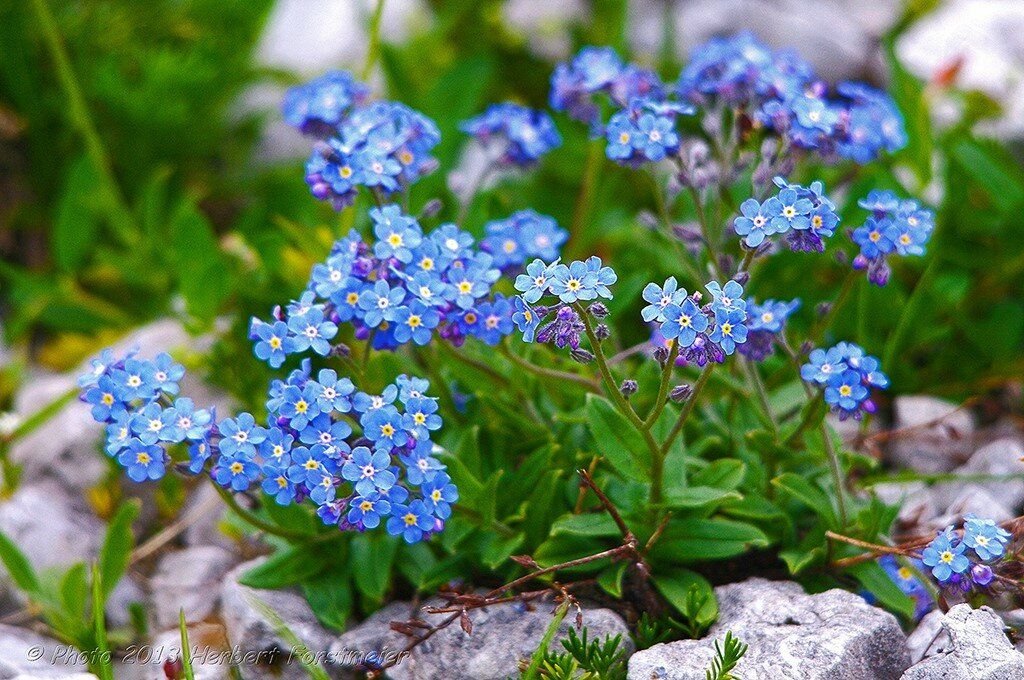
<box><xmin>91</xmin><ymin>563</ymin><xmax>114</xmax><ymax>680</ymax></box>
<box><xmin>361</xmin><ymin>0</ymin><xmax>387</xmax><ymax>80</ymax></box>
<box><xmin>650</xmin><ymin>174</ymin><xmax>703</xmax><ymax>284</ymax></box>
<box><xmin>211</xmin><ymin>483</ymin><xmax>320</xmax><ymax>542</ymax></box>
<box><xmin>883</xmin><ymin>255</ymin><xmax>939</xmax><ymax>374</ymax></box>
<box><xmin>742</xmin><ymin>357</ymin><xmax>777</xmax><ymax>437</ymax></box>
<box><xmin>643</xmin><ymin>343</ymin><xmax>679</xmax><ymax>429</ymax></box>
<box><xmin>499</xmin><ymin>344</ymin><xmax>599</xmax><ymax>393</ymax></box>
<box><xmin>660</xmin><ymin>363</ymin><xmax>715</xmax><ymax>457</ymax></box>
<box><xmin>820</xmin><ymin>422</ymin><xmax>849</xmax><ymax>528</ymax></box>
<box><xmin>30</xmin><ymin>0</ymin><xmax>136</xmax><ymax>246</ymax></box>
<box><xmin>569</xmin><ymin>139</ymin><xmax>604</xmax><ymax>254</ymax></box>
<box><xmin>436</xmin><ymin>338</ymin><xmax>509</xmax><ymax>386</ymax></box>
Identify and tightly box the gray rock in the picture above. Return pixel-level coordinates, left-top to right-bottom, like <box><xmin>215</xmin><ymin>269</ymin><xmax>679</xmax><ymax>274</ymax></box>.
<box><xmin>181</xmin><ymin>483</ymin><xmax>236</xmax><ymax>551</ymax></box>
<box><xmin>112</xmin><ymin>625</ymin><xmax>230</xmax><ymax>680</ymax></box>
<box><xmin>888</xmin><ymin>396</ymin><xmax>975</xmax><ymax>473</ymax></box>
<box><xmin>105</xmin><ymin>575</ymin><xmax>146</xmax><ymax>630</ymax></box>
<box><xmin>150</xmin><ymin>546</ymin><xmax>237</xmax><ymax>630</ymax></box>
<box><xmin>628</xmin><ymin>578</ymin><xmax>909</xmax><ymax>680</ymax></box>
<box><xmin>954</xmin><ymin>439</ymin><xmax>1024</xmax><ymax>510</ymax></box>
<box><xmin>220</xmin><ymin>558</ymin><xmax>336</xmax><ymax>680</ymax></box>
<box><xmin>872</xmin><ymin>482</ymin><xmax>938</xmax><ymax>530</ymax></box>
<box><xmin>0</xmin><ymin>624</ymin><xmax>90</xmax><ymax>678</ymax></box>
<box><xmin>906</xmin><ymin>610</ymin><xmax>949</xmax><ymax>664</ymax></box>
<box><xmin>933</xmin><ymin>485</ymin><xmax>1015</xmax><ymax>527</ymax></box>
<box><xmin>332</xmin><ymin>596</ymin><xmax>632</xmax><ymax>679</ymax></box>
<box><xmin>0</xmin><ymin>482</ymin><xmax>103</xmax><ymax>587</ymax></box>
<box><xmin>901</xmin><ymin>605</ymin><xmax>1024</xmax><ymax>679</ymax></box>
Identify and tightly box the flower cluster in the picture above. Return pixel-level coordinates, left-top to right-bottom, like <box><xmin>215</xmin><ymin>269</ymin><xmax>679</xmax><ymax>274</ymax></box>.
<box><xmin>676</xmin><ymin>32</ymin><xmax>906</xmax><ymax>163</ymax></box>
<box><xmin>289</xmin><ymin>71</ymin><xmax>440</xmax><ymax>210</ymax></box>
<box><xmin>800</xmin><ymin>342</ymin><xmax>888</xmax><ymax>419</ymax></box>
<box><xmin>851</xmin><ymin>190</ymin><xmax>935</xmax><ymax>286</ymax></box>
<box><xmin>480</xmin><ymin>210</ymin><xmax>568</xmax><ymax>270</ymax></box>
<box><xmin>922</xmin><ymin>516</ymin><xmax>1011</xmax><ymax>589</ymax></box>
<box><xmin>605</xmin><ymin>97</ymin><xmax>694</xmax><ymax>166</ymax></box>
<box><xmin>282</xmin><ymin>70</ymin><xmax>369</xmax><ymax>136</ymax></box>
<box><xmin>80</xmin><ymin>349</ymin><xmax>455</xmax><ymax>543</ymax></box>
<box><xmin>262</xmin><ymin>364</ymin><xmax>455</xmax><ymax>542</ymax></box>
<box><xmin>250</xmin><ymin>205</ymin><xmax>556</xmax><ymax>364</ymax></box>
<box><xmin>461</xmin><ymin>103</ymin><xmax>562</xmax><ymax>167</ymax></box>
<box><xmin>511</xmin><ymin>257</ymin><xmax>617</xmax><ymax>352</ymax></box>
<box><xmin>642</xmin><ymin>279</ymin><xmax>750</xmax><ymax>363</ymax></box>
<box><xmin>878</xmin><ymin>555</ymin><xmax>933</xmax><ymax>620</ymax></box>
<box><xmin>549</xmin><ymin>46</ymin><xmax>662</xmax><ymax>133</ymax></box>
<box><xmin>738</xmin><ymin>298</ymin><xmax>800</xmax><ymax>361</ymax></box>
<box><xmin>79</xmin><ymin>350</ymin><xmax>198</xmax><ymax>482</ymax></box>
<box><xmin>733</xmin><ymin>177</ymin><xmax>839</xmax><ymax>252</ymax></box>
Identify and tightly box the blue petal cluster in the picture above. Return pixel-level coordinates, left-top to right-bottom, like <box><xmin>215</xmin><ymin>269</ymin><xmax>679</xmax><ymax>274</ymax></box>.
<box><xmin>461</xmin><ymin>103</ymin><xmax>562</xmax><ymax>167</ymax></box>
<box><xmin>605</xmin><ymin>98</ymin><xmax>694</xmax><ymax>166</ymax></box>
<box><xmin>922</xmin><ymin>516</ymin><xmax>1009</xmax><ymax>589</ymax></box>
<box><xmin>800</xmin><ymin>342</ymin><xmax>888</xmax><ymax>419</ymax></box>
<box><xmin>733</xmin><ymin>177</ymin><xmax>838</xmax><ymax>252</ymax></box>
<box><xmin>292</xmin><ymin>75</ymin><xmax>440</xmax><ymax>209</ymax></box>
<box><xmin>877</xmin><ymin>555</ymin><xmax>934</xmax><ymax>620</ymax></box>
<box><xmin>481</xmin><ymin>210</ymin><xmax>568</xmax><ymax>270</ymax></box>
<box><xmin>851</xmin><ymin>190</ymin><xmax>935</xmax><ymax>286</ymax></box>
<box><xmin>512</xmin><ymin>257</ymin><xmax>616</xmax><ymax>349</ymax></box>
<box><xmin>549</xmin><ymin>47</ymin><xmax>662</xmax><ymax>133</ymax></box>
<box><xmin>737</xmin><ymin>298</ymin><xmax>800</xmax><ymax>361</ymax></box>
<box><xmin>643</xmin><ymin>279</ymin><xmax>750</xmax><ymax>364</ymax></box>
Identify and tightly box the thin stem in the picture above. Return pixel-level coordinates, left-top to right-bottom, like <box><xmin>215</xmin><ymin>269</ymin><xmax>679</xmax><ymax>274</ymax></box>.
<box><xmin>825</xmin><ymin>531</ymin><xmax>918</xmax><ymax>559</ymax></box>
<box><xmin>569</xmin><ymin>139</ymin><xmax>604</xmax><ymax>254</ymax></box>
<box><xmin>688</xmin><ymin>187</ymin><xmax>723</xmax><ymax>279</ymax></box>
<box><xmin>651</xmin><ymin>174</ymin><xmax>703</xmax><ymax>284</ymax></box>
<box><xmin>820</xmin><ymin>421</ymin><xmax>849</xmax><ymax>528</ymax></box>
<box><xmin>742</xmin><ymin>357</ymin><xmax>777</xmax><ymax>437</ymax></box>
<box><xmin>499</xmin><ymin>344</ymin><xmax>599</xmax><ymax>392</ymax></box>
<box><xmin>660</xmin><ymin>363</ymin><xmax>715</xmax><ymax>456</ymax></box>
<box><xmin>436</xmin><ymin>338</ymin><xmax>510</xmax><ymax>386</ymax></box>
<box><xmin>212</xmin><ymin>483</ymin><xmax>319</xmax><ymax>542</ymax></box>
<box><xmin>30</xmin><ymin>0</ymin><xmax>136</xmax><ymax>246</ymax></box>
<box><xmin>883</xmin><ymin>255</ymin><xmax>939</xmax><ymax>373</ymax></box>
<box><xmin>811</xmin><ymin>269</ymin><xmax>856</xmax><ymax>343</ymax></box>
<box><xmin>361</xmin><ymin>0</ymin><xmax>387</xmax><ymax>80</ymax></box>
<box><xmin>643</xmin><ymin>343</ymin><xmax>679</xmax><ymax>429</ymax></box>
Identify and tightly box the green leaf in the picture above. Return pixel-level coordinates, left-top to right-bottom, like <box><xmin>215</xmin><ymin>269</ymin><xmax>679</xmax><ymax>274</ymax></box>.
<box><xmin>653</xmin><ymin>568</ymin><xmax>718</xmax><ymax>625</ymax></box>
<box><xmin>350</xmin><ymin>533</ymin><xmax>399</xmax><ymax>604</ymax></box>
<box><xmin>650</xmin><ymin>519</ymin><xmax>770</xmax><ymax>563</ymax></box>
<box><xmin>98</xmin><ymin>499</ymin><xmax>140</xmax><ymax>602</ymax></box>
<box><xmin>54</xmin><ymin>156</ymin><xmax>102</xmax><ymax>271</ymax></box>
<box><xmin>584</xmin><ymin>394</ymin><xmax>651</xmax><ymax>482</ymax></box>
<box><xmin>263</xmin><ymin>501</ymin><xmax>316</xmax><ymax>537</ymax></box>
<box><xmin>240</xmin><ymin>546</ymin><xmax>327</xmax><ymax>589</ymax></box>
<box><xmin>662</xmin><ymin>486</ymin><xmax>741</xmax><ymax>511</ymax></box>
<box><xmin>691</xmin><ymin>459</ymin><xmax>746</xmax><ymax>491</ymax></box>
<box><xmin>597</xmin><ymin>562</ymin><xmax>627</xmax><ymax>598</ymax></box>
<box><xmin>779</xmin><ymin>527</ymin><xmax>827</xmax><ymax>575</ymax></box>
<box><xmin>302</xmin><ymin>573</ymin><xmax>353</xmax><ymax>631</ymax></box>
<box><xmin>550</xmin><ymin>512</ymin><xmax>621</xmax><ymax>538</ymax></box>
<box><xmin>479</xmin><ymin>532</ymin><xmax>525</xmax><ymax>570</ymax></box>
<box><xmin>847</xmin><ymin>561</ymin><xmax>915</xmax><ymax>620</ymax></box>
<box><xmin>0</xmin><ymin>529</ymin><xmax>40</xmax><ymax>595</ymax></box>
<box><xmin>168</xmin><ymin>198</ymin><xmax>231</xmax><ymax>321</ymax></box>
<box><xmin>771</xmin><ymin>473</ymin><xmax>838</xmax><ymax>528</ymax></box>
<box><xmin>60</xmin><ymin>563</ymin><xmax>88</xmax><ymax>620</ymax></box>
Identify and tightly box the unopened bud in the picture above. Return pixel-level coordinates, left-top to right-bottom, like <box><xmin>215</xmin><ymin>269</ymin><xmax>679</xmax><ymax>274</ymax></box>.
<box><xmin>588</xmin><ymin>302</ymin><xmax>609</xmax><ymax>319</ymax></box>
<box><xmin>570</xmin><ymin>348</ymin><xmax>595</xmax><ymax>364</ymax></box>
<box><xmin>815</xmin><ymin>302</ymin><xmax>833</xmax><ymax>317</ymax></box>
<box><xmin>594</xmin><ymin>324</ymin><xmax>611</xmax><ymax>341</ymax></box>
<box><xmin>329</xmin><ymin>343</ymin><xmax>351</xmax><ymax>358</ymax></box>
<box><xmin>637</xmin><ymin>211</ymin><xmax>659</xmax><ymax>230</ymax></box>
<box><xmin>670</xmin><ymin>384</ymin><xmax>693</xmax><ymax>403</ymax></box>
<box><xmin>653</xmin><ymin>346</ymin><xmax>670</xmax><ymax>364</ymax></box>
<box><xmin>733</xmin><ymin>271</ymin><xmax>750</xmax><ymax>286</ymax></box>
<box><xmin>620</xmin><ymin>379</ymin><xmax>638</xmax><ymax>397</ymax></box>
<box><xmin>420</xmin><ymin>198</ymin><xmax>443</xmax><ymax>218</ymax></box>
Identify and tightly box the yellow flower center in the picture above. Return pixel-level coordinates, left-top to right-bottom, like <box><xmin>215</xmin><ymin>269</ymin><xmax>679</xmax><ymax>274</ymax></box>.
<box><xmin>618</xmin><ymin>132</ymin><xmax>630</xmax><ymax>144</ymax></box>
<box><xmin>839</xmin><ymin>385</ymin><xmax>852</xmax><ymax>397</ymax></box>
<box><xmin>230</xmin><ymin>461</ymin><xmax>244</xmax><ymax>474</ymax></box>
<box><xmin>403</xmin><ymin>512</ymin><xmax>418</xmax><ymax>526</ymax></box>
<box><xmin>721</xmin><ymin>322</ymin><xmax>732</xmax><ymax>335</ymax></box>
<box><xmin>940</xmin><ymin>551</ymin><xmax>954</xmax><ymax>564</ymax></box>
<box><xmin>136</xmin><ymin>452</ymin><xmax>151</xmax><ymax>464</ymax></box>
<box><xmin>431</xmin><ymin>489</ymin><xmax>442</xmax><ymax>501</ymax></box>
<box><xmin>360</xmin><ymin>500</ymin><xmax>374</xmax><ymax>511</ymax></box>
<box><xmin>101</xmin><ymin>393</ymin><xmax>114</xmax><ymax>406</ymax></box>
<box><xmin>413</xmin><ymin>413</ymin><xmax>426</xmax><ymax>425</ymax></box>
<box><xmin>388</xmin><ymin>233</ymin><xmax>403</xmax><ymax>247</ymax></box>
<box><xmin>381</xmin><ymin>424</ymin><xmax>395</xmax><ymax>437</ymax></box>
<box><xmin>407</xmin><ymin>315</ymin><xmax>422</xmax><ymax>328</ymax></box>
<box><xmin>340</xmin><ymin>166</ymin><xmax>353</xmax><ymax>179</ymax></box>
<box><xmin>269</xmin><ymin>337</ymin><xmax>282</xmax><ymax>349</ymax></box>
<box><xmin>464</xmin><ymin>312</ymin><xmax>477</xmax><ymax>324</ymax></box>
<box><xmin>295</xmin><ymin>400</ymin><xmax>308</xmax><ymax>414</ymax></box>
<box><xmin>346</xmin><ymin>292</ymin><xmax>359</xmax><ymax>305</ymax></box>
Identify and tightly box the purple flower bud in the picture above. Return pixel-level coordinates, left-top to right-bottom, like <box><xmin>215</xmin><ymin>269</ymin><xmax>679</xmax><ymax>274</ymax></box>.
<box><xmin>620</xmin><ymin>379</ymin><xmax>638</xmax><ymax>397</ymax></box>
<box><xmin>971</xmin><ymin>564</ymin><xmax>994</xmax><ymax>587</ymax></box>
<box><xmin>852</xmin><ymin>253</ymin><xmax>870</xmax><ymax>271</ymax></box>
<box><xmin>670</xmin><ymin>384</ymin><xmax>693</xmax><ymax>403</ymax></box>
<box><xmin>595</xmin><ymin>324</ymin><xmax>611</xmax><ymax>341</ymax></box>
<box><xmin>588</xmin><ymin>302</ymin><xmax>609</xmax><ymax>319</ymax></box>
<box><xmin>420</xmin><ymin>198</ymin><xmax>443</xmax><ymax>218</ymax></box>
<box><xmin>815</xmin><ymin>302</ymin><xmax>833</xmax><ymax>317</ymax></box>
<box><xmin>653</xmin><ymin>346</ymin><xmax>670</xmax><ymax>365</ymax></box>
<box><xmin>570</xmin><ymin>348</ymin><xmax>595</xmax><ymax>364</ymax></box>
<box><xmin>733</xmin><ymin>271</ymin><xmax>750</xmax><ymax>286</ymax></box>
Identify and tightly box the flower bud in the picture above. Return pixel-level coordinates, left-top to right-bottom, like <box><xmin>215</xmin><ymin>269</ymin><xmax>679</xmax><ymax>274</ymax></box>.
<box><xmin>620</xmin><ymin>379</ymin><xmax>638</xmax><ymax>397</ymax></box>
<box><xmin>733</xmin><ymin>271</ymin><xmax>750</xmax><ymax>286</ymax></box>
<box><xmin>420</xmin><ymin>198</ymin><xmax>443</xmax><ymax>218</ymax></box>
<box><xmin>815</xmin><ymin>302</ymin><xmax>833</xmax><ymax>317</ymax></box>
<box><xmin>637</xmin><ymin>211</ymin><xmax>659</xmax><ymax>230</ymax></box>
<box><xmin>570</xmin><ymin>348</ymin><xmax>595</xmax><ymax>364</ymax></box>
<box><xmin>588</xmin><ymin>302</ymin><xmax>609</xmax><ymax>319</ymax></box>
<box><xmin>594</xmin><ymin>324</ymin><xmax>611</xmax><ymax>341</ymax></box>
<box><xmin>329</xmin><ymin>343</ymin><xmax>351</xmax><ymax>358</ymax></box>
<box><xmin>653</xmin><ymin>346</ymin><xmax>670</xmax><ymax>364</ymax></box>
<box><xmin>972</xmin><ymin>564</ymin><xmax>994</xmax><ymax>587</ymax></box>
<box><xmin>670</xmin><ymin>384</ymin><xmax>693</xmax><ymax>403</ymax></box>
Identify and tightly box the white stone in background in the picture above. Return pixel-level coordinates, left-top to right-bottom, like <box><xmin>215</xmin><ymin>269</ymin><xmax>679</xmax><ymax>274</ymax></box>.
<box><xmin>333</xmin><ymin>596</ymin><xmax>631</xmax><ymax>680</ymax></box>
<box><xmin>906</xmin><ymin>610</ymin><xmax>949</xmax><ymax>665</ymax></box>
<box><xmin>182</xmin><ymin>482</ymin><xmax>236</xmax><ymax>552</ymax></box>
<box><xmin>112</xmin><ymin>626</ymin><xmax>231</xmax><ymax>680</ymax></box>
<box><xmin>150</xmin><ymin>546</ymin><xmax>238</xmax><ymax>630</ymax></box>
<box><xmin>933</xmin><ymin>485</ymin><xmax>1015</xmax><ymax>526</ymax></box>
<box><xmin>897</xmin><ymin>0</ymin><xmax>1024</xmax><ymax>139</ymax></box>
<box><xmin>0</xmin><ymin>623</ymin><xmax>90</xmax><ymax>678</ymax></box>
<box><xmin>220</xmin><ymin>559</ymin><xmax>336</xmax><ymax>680</ymax></box>
<box><xmin>901</xmin><ymin>605</ymin><xmax>1024</xmax><ymax>679</ymax></box>
<box><xmin>871</xmin><ymin>481</ymin><xmax>938</xmax><ymax>529</ymax></box>
<box><xmin>627</xmin><ymin>578</ymin><xmax>909</xmax><ymax>680</ymax></box>
<box><xmin>888</xmin><ymin>396</ymin><xmax>975</xmax><ymax>474</ymax></box>
<box><xmin>502</xmin><ymin>0</ymin><xmax>584</xmax><ymax>60</ymax></box>
<box><xmin>628</xmin><ymin>0</ymin><xmax>900</xmax><ymax>82</ymax></box>
<box><xmin>953</xmin><ymin>438</ymin><xmax>1024</xmax><ymax>510</ymax></box>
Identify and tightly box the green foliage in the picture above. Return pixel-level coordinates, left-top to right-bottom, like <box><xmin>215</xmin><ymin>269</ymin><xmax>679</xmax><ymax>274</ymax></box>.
<box><xmin>704</xmin><ymin>631</ymin><xmax>748</xmax><ymax>680</ymax></box>
<box><xmin>526</xmin><ymin>626</ymin><xmax>628</xmax><ymax>680</ymax></box>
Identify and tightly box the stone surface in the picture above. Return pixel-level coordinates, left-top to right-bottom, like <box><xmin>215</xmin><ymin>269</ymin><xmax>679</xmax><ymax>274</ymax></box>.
<box><xmin>0</xmin><ymin>624</ymin><xmax>90</xmax><ymax>678</ymax></box>
<box><xmin>953</xmin><ymin>439</ymin><xmax>1024</xmax><ymax>510</ymax></box>
<box><xmin>220</xmin><ymin>558</ymin><xmax>336</xmax><ymax>680</ymax></box>
<box><xmin>627</xmin><ymin>578</ymin><xmax>909</xmax><ymax>680</ymax></box>
<box><xmin>181</xmin><ymin>483</ymin><xmax>237</xmax><ymax>551</ymax></box>
<box><xmin>150</xmin><ymin>546</ymin><xmax>237</xmax><ymax>630</ymax></box>
<box><xmin>112</xmin><ymin>625</ymin><xmax>230</xmax><ymax>680</ymax></box>
<box><xmin>906</xmin><ymin>610</ymin><xmax>949</xmax><ymax>665</ymax></box>
<box><xmin>872</xmin><ymin>482</ymin><xmax>938</xmax><ymax>531</ymax></box>
<box><xmin>888</xmin><ymin>396</ymin><xmax>975</xmax><ymax>474</ymax></box>
<box><xmin>332</xmin><ymin>597</ymin><xmax>632</xmax><ymax>679</ymax></box>
<box><xmin>901</xmin><ymin>605</ymin><xmax>1024</xmax><ymax>679</ymax></box>
<box><xmin>933</xmin><ymin>485</ymin><xmax>1015</xmax><ymax>527</ymax></box>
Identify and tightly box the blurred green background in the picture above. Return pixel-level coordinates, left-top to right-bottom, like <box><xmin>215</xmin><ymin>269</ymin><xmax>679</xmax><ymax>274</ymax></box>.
<box><xmin>1</xmin><ymin>0</ymin><xmax>1022</xmax><ymax>414</ymax></box>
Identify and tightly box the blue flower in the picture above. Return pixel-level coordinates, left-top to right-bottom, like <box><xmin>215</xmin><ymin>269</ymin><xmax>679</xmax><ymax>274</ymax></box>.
<box><xmin>402</xmin><ymin>396</ymin><xmax>442</xmax><ymax>439</ymax></box>
<box><xmin>105</xmin><ymin>415</ymin><xmax>131</xmax><ymax>456</ymax></box>
<box><xmin>282</xmin><ymin>70</ymin><xmax>367</xmax><ymax>133</ymax></box>
<box><xmin>747</xmin><ymin>299</ymin><xmax>800</xmax><ymax>333</ymax></box>
<box><xmin>396</xmin><ymin>375</ymin><xmax>431</xmax><ymax>403</ymax></box>
<box><xmin>461</xmin><ymin>103</ymin><xmax>561</xmax><ymax>166</ymax></box>
<box><xmin>824</xmin><ymin>370</ymin><xmax>869</xmax><ymax>413</ymax></box>
<box><xmin>84</xmin><ymin>375</ymin><xmax>122</xmax><ymax>421</ymax></box>
<box><xmin>660</xmin><ymin>298</ymin><xmax>709</xmax><ymax>348</ymax></box>
<box><xmin>512</xmin><ymin>296</ymin><xmax>541</xmax><ymax>343</ymax></box>
<box><xmin>259</xmin><ymin>427</ymin><xmax>295</xmax><ymax>464</ymax></box>
<box><xmin>769</xmin><ymin>188</ymin><xmax>813</xmax><ymax>233</ymax></box>
<box><xmin>585</xmin><ymin>257</ymin><xmax>617</xmax><ymax>299</ymax></box>
<box><xmin>166</xmin><ymin>398</ymin><xmax>212</xmax><ymax>442</ymax></box>
<box><xmin>347</xmin><ymin>492</ymin><xmax>392</xmax><ymax>529</ymax></box>
<box><xmin>298</xmin><ymin>414</ymin><xmax>352</xmax><ymax>457</ymax></box>
<box><xmin>110</xmin><ymin>358</ymin><xmax>159</xmax><ymax>402</ymax></box>
<box><xmin>308</xmin><ymin>469</ymin><xmax>338</xmax><ymax>505</ymax></box>
<box><xmin>310</xmin><ymin>253</ymin><xmax>352</xmax><ymax>298</ymax></box>
<box><xmin>371</xmin><ymin>205</ymin><xmax>423</xmax><ymax>263</ymax></box>
<box><xmin>358</xmin><ymin>280</ymin><xmax>406</xmax><ymax>328</ymax></box>
<box><xmin>800</xmin><ymin>346</ymin><xmax>848</xmax><ymax>384</ymax></box>
<box><xmin>352</xmin><ymin>384</ymin><xmax>398</xmax><ymax>414</ymax></box>
<box><xmin>149</xmin><ymin>353</ymin><xmax>185</xmax><ymax>395</ymax></box>
<box><xmin>218</xmin><ymin>412</ymin><xmax>267</xmax><ymax>456</ymax></box>
<box><xmin>922</xmin><ymin>529</ymin><xmax>971</xmax><ymax>583</ymax></box>
<box><xmin>708</xmin><ymin>307</ymin><xmax>748</xmax><ymax>355</ymax></box>
<box><xmin>311</xmin><ymin>369</ymin><xmax>354</xmax><ymax>413</ymax></box>
<box><xmin>605</xmin><ymin>114</ymin><xmax>639</xmax><ymax>161</ymax></box>
<box><xmin>287</xmin><ymin>444</ymin><xmax>332</xmax><ymax>488</ymax></box>
<box><xmin>420</xmin><ymin>471</ymin><xmax>458</xmax><ymax>519</ymax></box>
<box><xmin>446</xmin><ymin>266</ymin><xmax>491</xmax><ymax>309</ymax></box>
<box><xmin>963</xmin><ymin>516</ymin><xmax>1011</xmax><ymax>562</ymax></box>
<box><xmin>472</xmin><ymin>297</ymin><xmax>514</xmax><ymax>346</ymax></box>
<box><xmin>118</xmin><ymin>441</ymin><xmax>165</xmax><ymax>482</ymax></box>
<box><xmin>642</xmin><ymin>277</ymin><xmax>685</xmax><ymax>323</ymax></box>
<box><xmin>393</xmin><ymin>301</ymin><xmax>441</xmax><ymax>345</ymax></box>
<box><xmin>408</xmin><ymin>271</ymin><xmax>448</xmax><ymax>308</ymax></box>
<box><xmin>852</xmin><ymin>218</ymin><xmax>896</xmax><ymax>259</ymax></box>
<box><xmin>78</xmin><ymin>348</ymin><xmax>118</xmax><ymax>388</ymax></box>
<box><xmin>214</xmin><ymin>451</ymin><xmax>260</xmax><ymax>491</ymax></box>
<box><xmin>733</xmin><ymin>198</ymin><xmax>775</xmax><ymax>247</ymax></box>
<box><xmin>261</xmin><ymin>463</ymin><xmax>298</xmax><ymax>505</ymax></box>
<box><xmin>341</xmin><ymin>446</ymin><xmax>396</xmax><ymax>496</ymax></box>
<box><xmin>251</xmin><ymin>319</ymin><xmax>293</xmax><ymax>368</ymax></box>
<box><xmin>361</xmin><ymin>407</ymin><xmax>408</xmax><ymax>451</ymax></box>
<box><xmin>386</xmin><ymin>499</ymin><xmax>435</xmax><ymax>543</ymax></box>
<box><xmin>517</xmin><ymin>211</ymin><xmax>568</xmax><ymax>262</ymax></box>
<box><xmin>705</xmin><ymin>280</ymin><xmax>746</xmax><ymax>313</ymax></box>
<box><xmin>400</xmin><ymin>439</ymin><xmax>445</xmax><ymax>485</ymax></box>
<box><xmin>515</xmin><ymin>259</ymin><xmax>556</xmax><ymax>304</ymax></box>
<box><xmin>287</xmin><ymin>306</ymin><xmax>338</xmax><ymax>357</ymax></box>
<box><xmin>129</xmin><ymin>402</ymin><xmax>177</xmax><ymax>445</ymax></box>
<box><xmin>549</xmin><ymin>260</ymin><xmax>599</xmax><ymax>303</ymax></box>
<box><xmin>278</xmin><ymin>384</ymin><xmax>322</xmax><ymax>431</ymax></box>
